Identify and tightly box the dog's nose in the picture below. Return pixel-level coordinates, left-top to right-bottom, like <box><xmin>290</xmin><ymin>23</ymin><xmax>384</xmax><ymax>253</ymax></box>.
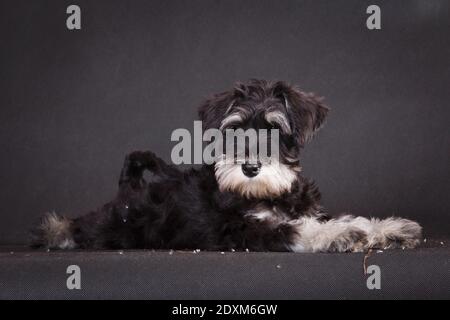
<box><xmin>241</xmin><ymin>162</ymin><xmax>261</xmax><ymax>178</ymax></box>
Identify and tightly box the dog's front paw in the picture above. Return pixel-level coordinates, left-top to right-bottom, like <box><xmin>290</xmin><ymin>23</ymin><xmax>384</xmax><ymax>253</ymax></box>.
<box><xmin>368</xmin><ymin>218</ymin><xmax>422</xmax><ymax>249</ymax></box>
<box><xmin>288</xmin><ymin>217</ymin><xmax>370</xmax><ymax>253</ymax></box>
<box><xmin>327</xmin><ymin>228</ymin><xmax>368</xmax><ymax>253</ymax></box>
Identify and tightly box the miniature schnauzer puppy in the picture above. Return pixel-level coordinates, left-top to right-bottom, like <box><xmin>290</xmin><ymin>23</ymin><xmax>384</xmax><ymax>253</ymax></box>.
<box><xmin>32</xmin><ymin>79</ymin><xmax>422</xmax><ymax>252</ymax></box>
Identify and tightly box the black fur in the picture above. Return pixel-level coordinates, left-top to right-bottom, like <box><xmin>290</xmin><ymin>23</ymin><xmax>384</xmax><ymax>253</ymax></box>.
<box><xmin>31</xmin><ymin>80</ymin><xmax>421</xmax><ymax>252</ymax></box>
<box><xmin>66</xmin><ymin>150</ymin><xmax>326</xmax><ymax>251</ymax></box>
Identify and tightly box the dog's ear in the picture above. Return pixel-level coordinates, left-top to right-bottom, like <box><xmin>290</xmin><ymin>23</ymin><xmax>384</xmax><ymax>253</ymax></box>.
<box><xmin>198</xmin><ymin>85</ymin><xmax>244</xmax><ymax>130</ymax></box>
<box><xmin>273</xmin><ymin>82</ymin><xmax>329</xmax><ymax>146</ymax></box>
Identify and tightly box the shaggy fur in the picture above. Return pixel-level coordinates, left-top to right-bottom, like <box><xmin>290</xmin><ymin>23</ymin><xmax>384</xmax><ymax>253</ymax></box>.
<box><xmin>31</xmin><ymin>80</ymin><xmax>422</xmax><ymax>252</ymax></box>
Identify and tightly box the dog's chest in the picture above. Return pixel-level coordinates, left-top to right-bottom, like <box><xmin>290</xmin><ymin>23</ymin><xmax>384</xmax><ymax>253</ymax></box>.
<box><xmin>244</xmin><ymin>205</ymin><xmax>289</xmax><ymax>225</ymax></box>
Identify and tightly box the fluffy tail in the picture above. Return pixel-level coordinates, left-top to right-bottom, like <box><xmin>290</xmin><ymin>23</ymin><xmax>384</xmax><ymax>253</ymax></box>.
<box><xmin>31</xmin><ymin>212</ymin><xmax>76</xmax><ymax>249</ymax></box>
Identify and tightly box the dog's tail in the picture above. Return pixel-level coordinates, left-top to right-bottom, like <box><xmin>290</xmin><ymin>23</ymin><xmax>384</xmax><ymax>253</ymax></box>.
<box><xmin>30</xmin><ymin>212</ymin><xmax>76</xmax><ymax>249</ymax></box>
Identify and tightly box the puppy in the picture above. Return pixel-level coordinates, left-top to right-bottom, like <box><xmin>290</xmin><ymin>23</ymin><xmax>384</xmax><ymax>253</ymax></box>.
<box><xmin>32</xmin><ymin>80</ymin><xmax>422</xmax><ymax>252</ymax></box>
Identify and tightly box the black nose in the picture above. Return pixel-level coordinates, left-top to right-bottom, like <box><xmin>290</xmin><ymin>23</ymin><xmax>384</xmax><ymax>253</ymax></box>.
<box><xmin>241</xmin><ymin>162</ymin><xmax>261</xmax><ymax>178</ymax></box>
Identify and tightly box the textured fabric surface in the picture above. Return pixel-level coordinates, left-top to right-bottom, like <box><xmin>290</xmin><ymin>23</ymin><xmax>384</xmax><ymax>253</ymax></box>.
<box><xmin>0</xmin><ymin>239</ymin><xmax>448</xmax><ymax>300</ymax></box>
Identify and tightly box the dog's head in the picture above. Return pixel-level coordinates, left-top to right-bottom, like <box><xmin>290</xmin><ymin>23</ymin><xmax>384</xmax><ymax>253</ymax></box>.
<box><xmin>199</xmin><ymin>79</ymin><xmax>329</xmax><ymax>199</ymax></box>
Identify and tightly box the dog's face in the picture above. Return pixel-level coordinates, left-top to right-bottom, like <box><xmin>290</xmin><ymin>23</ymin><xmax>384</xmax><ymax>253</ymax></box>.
<box><xmin>199</xmin><ymin>80</ymin><xmax>329</xmax><ymax>199</ymax></box>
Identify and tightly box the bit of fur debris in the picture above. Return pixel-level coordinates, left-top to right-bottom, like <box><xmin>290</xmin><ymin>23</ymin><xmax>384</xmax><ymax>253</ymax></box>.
<box><xmin>231</xmin><ymin>248</ymin><xmax>235</xmax><ymax>252</ymax></box>
<box><xmin>376</xmin><ymin>250</ymin><xmax>383</xmax><ymax>253</ymax></box>
<box><xmin>440</xmin><ymin>241</ymin><xmax>444</xmax><ymax>246</ymax></box>
<box><xmin>363</xmin><ymin>248</ymin><xmax>373</xmax><ymax>275</ymax></box>
<box><xmin>276</xmin><ymin>264</ymin><xmax>281</xmax><ymax>269</ymax></box>
<box><xmin>169</xmin><ymin>250</ymin><xmax>174</xmax><ymax>255</ymax></box>
<box><xmin>118</xmin><ymin>251</ymin><xmax>123</xmax><ymax>255</ymax></box>
<box><xmin>423</xmin><ymin>238</ymin><xmax>427</xmax><ymax>243</ymax></box>
<box><xmin>220</xmin><ymin>252</ymin><xmax>225</xmax><ymax>255</ymax></box>
<box><xmin>245</xmin><ymin>248</ymin><xmax>250</xmax><ymax>252</ymax></box>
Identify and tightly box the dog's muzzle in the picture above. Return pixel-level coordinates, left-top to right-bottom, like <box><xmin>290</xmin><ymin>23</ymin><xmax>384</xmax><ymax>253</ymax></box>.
<box><xmin>241</xmin><ymin>161</ymin><xmax>262</xmax><ymax>178</ymax></box>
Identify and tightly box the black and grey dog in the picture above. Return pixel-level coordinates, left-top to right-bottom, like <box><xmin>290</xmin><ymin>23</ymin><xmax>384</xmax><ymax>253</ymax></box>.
<box><xmin>32</xmin><ymin>80</ymin><xmax>422</xmax><ymax>252</ymax></box>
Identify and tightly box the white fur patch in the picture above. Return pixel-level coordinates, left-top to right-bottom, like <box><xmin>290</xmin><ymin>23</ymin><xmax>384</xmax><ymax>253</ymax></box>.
<box><xmin>245</xmin><ymin>205</ymin><xmax>290</xmax><ymax>225</ymax></box>
<box><xmin>215</xmin><ymin>159</ymin><xmax>297</xmax><ymax>199</ymax></box>
<box><xmin>219</xmin><ymin>113</ymin><xmax>244</xmax><ymax>131</ymax></box>
<box><xmin>288</xmin><ymin>215</ymin><xmax>422</xmax><ymax>253</ymax></box>
<box><xmin>264</xmin><ymin>111</ymin><xmax>292</xmax><ymax>134</ymax></box>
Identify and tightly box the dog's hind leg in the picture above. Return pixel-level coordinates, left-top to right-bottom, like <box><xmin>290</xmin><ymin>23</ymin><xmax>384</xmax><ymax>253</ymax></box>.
<box><xmin>31</xmin><ymin>151</ymin><xmax>179</xmax><ymax>250</ymax></box>
<box><xmin>116</xmin><ymin>151</ymin><xmax>182</xmax><ymax>224</ymax></box>
<box><xmin>119</xmin><ymin>150</ymin><xmax>180</xmax><ymax>189</ymax></box>
<box><xmin>30</xmin><ymin>151</ymin><xmax>171</xmax><ymax>250</ymax></box>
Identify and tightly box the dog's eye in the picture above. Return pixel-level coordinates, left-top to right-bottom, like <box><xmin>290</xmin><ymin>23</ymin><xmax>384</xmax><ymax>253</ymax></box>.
<box><xmin>227</xmin><ymin>124</ymin><xmax>240</xmax><ymax>130</ymax></box>
<box><xmin>268</xmin><ymin>123</ymin><xmax>280</xmax><ymax>130</ymax></box>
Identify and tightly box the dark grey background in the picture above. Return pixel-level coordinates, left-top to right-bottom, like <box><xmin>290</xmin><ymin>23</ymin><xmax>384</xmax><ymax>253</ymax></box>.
<box><xmin>0</xmin><ymin>0</ymin><xmax>449</xmax><ymax>244</ymax></box>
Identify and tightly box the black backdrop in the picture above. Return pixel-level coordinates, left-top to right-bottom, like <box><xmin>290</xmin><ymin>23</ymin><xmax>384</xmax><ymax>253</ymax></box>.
<box><xmin>0</xmin><ymin>0</ymin><xmax>449</xmax><ymax>244</ymax></box>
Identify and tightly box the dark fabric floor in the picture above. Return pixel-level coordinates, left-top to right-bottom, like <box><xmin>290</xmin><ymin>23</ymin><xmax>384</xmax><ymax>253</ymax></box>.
<box><xmin>0</xmin><ymin>239</ymin><xmax>448</xmax><ymax>300</ymax></box>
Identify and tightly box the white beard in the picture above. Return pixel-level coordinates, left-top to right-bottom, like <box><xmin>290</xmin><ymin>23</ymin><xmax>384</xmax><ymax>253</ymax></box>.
<box><xmin>214</xmin><ymin>158</ymin><xmax>298</xmax><ymax>199</ymax></box>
